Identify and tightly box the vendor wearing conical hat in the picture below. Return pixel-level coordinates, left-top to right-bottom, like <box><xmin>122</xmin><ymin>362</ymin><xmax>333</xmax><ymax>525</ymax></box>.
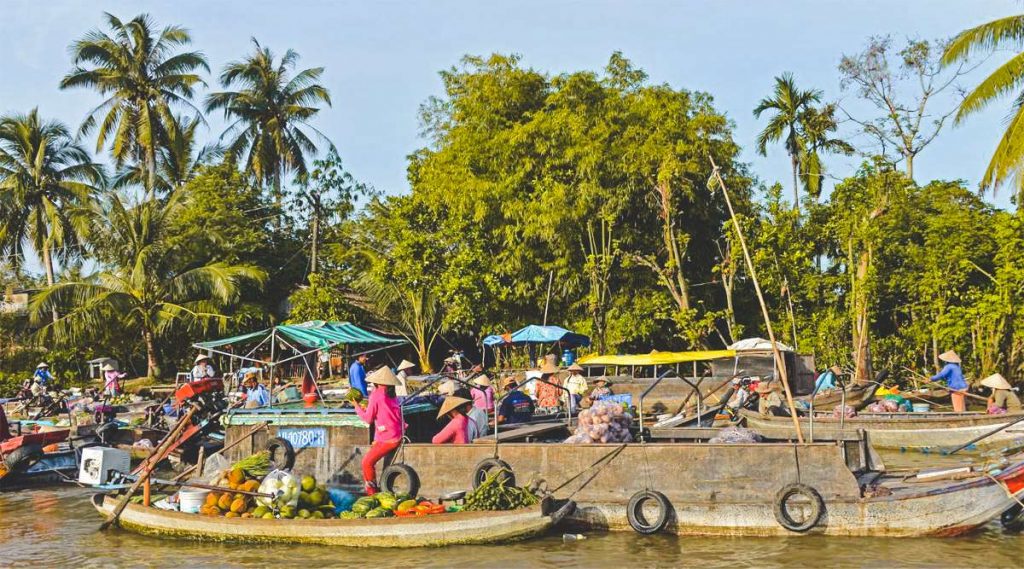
<box><xmin>756</xmin><ymin>381</ymin><xmax>787</xmax><ymax>417</ymax></box>
<box><xmin>190</xmin><ymin>353</ymin><xmax>216</xmax><ymax>382</ymax></box>
<box><xmin>535</xmin><ymin>361</ymin><xmax>562</xmax><ymax>410</ymax></box>
<box><xmin>432</xmin><ymin>396</ymin><xmax>473</xmax><ymax>444</ymax></box>
<box><xmin>983</xmin><ymin>373</ymin><xmax>1021</xmax><ymax>414</ymax></box>
<box><xmin>33</xmin><ymin>362</ymin><xmax>53</xmax><ymax>387</ymax></box>
<box><xmin>101</xmin><ymin>362</ymin><xmax>127</xmax><ymax>396</ymax></box>
<box><xmin>394</xmin><ymin>359</ymin><xmax>416</xmax><ymax>397</ymax></box>
<box><xmin>929</xmin><ymin>350</ymin><xmax>968</xmax><ymax>412</ymax></box>
<box><xmin>471</xmin><ymin>374</ymin><xmax>495</xmax><ymax>413</ymax></box>
<box><xmin>563</xmin><ymin>363</ymin><xmax>588</xmax><ymax>412</ymax></box>
<box><xmin>354</xmin><ymin>367</ymin><xmax>406</xmax><ymax>495</ymax></box>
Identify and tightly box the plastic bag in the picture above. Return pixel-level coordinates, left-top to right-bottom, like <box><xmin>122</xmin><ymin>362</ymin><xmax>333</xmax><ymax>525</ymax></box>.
<box><xmin>257</xmin><ymin>469</ymin><xmax>300</xmax><ymax>508</ymax></box>
<box><xmin>708</xmin><ymin>426</ymin><xmax>763</xmax><ymax>444</ymax></box>
<box><xmin>563</xmin><ymin>401</ymin><xmax>633</xmax><ymax>443</ymax></box>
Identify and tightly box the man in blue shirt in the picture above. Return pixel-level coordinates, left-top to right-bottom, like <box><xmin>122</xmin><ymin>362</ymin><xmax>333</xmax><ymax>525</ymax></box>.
<box><xmin>33</xmin><ymin>362</ymin><xmax>53</xmax><ymax>386</ymax></box>
<box><xmin>930</xmin><ymin>350</ymin><xmax>968</xmax><ymax>412</ymax></box>
<box><xmin>242</xmin><ymin>373</ymin><xmax>271</xmax><ymax>408</ymax></box>
<box><xmin>497</xmin><ymin>377</ymin><xmax>535</xmax><ymax>424</ymax></box>
<box><xmin>349</xmin><ymin>354</ymin><xmax>369</xmax><ymax>397</ymax></box>
<box><xmin>814</xmin><ymin>365</ymin><xmax>842</xmax><ymax>392</ymax></box>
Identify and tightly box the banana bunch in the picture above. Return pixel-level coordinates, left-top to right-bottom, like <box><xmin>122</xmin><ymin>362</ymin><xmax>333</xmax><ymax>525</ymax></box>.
<box><xmin>463</xmin><ymin>469</ymin><xmax>539</xmax><ymax>511</ymax></box>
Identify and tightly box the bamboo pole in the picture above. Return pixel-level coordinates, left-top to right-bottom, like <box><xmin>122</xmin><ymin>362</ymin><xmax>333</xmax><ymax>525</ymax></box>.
<box><xmin>710</xmin><ymin>157</ymin><xmax>804</xmax><ymax>442</ymax></box>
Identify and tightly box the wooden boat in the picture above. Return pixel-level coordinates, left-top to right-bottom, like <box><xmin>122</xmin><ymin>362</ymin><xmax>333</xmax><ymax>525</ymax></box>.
<box><xmin>795</xmin><ymin>382</ymin><xmax>876</xmax><ymax>411</ymax></box>
<box><xmin>740</xmin><ymin>408</ymin><xmax>1024</xmax><ymax>451</ymax></box>
<box><xmin>92</xmin><ymin>494</ymin><xmax>575</xmax><ymax>547</ymax></box>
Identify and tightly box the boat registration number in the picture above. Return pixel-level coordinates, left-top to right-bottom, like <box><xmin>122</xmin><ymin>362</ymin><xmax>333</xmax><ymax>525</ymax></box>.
<box><xmin>277</xmin><ymin>427</ymin><xmax>328</xmax><ymax>449</ymax></box>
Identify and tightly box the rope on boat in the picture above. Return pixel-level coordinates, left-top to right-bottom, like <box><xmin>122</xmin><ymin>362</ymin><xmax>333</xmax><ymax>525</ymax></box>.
<box><xmin>550</xmin><ymin>443</ymin><xmax>627</xmax><ymax>499</ymax></box>
<box><xmin>984</xmin><ymin>473</ymin><xmax>1024</xmax><ymax>509</ymax></box>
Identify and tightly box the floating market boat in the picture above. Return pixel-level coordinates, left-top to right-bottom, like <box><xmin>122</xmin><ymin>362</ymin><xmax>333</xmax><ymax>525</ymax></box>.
<box><xmin>795</xmin><ymin>382</ymin><xmax>877</xmax><ymax>411</ymax></box>
<box><xmin>92</xmin><ymin>494</ymin><xmax>575</xmax><ymax>547</ymax></box>
<box><xmin>740</xmin><ymin>409</ymin><xmax>1024</xmax><ymax>451</ymax></box>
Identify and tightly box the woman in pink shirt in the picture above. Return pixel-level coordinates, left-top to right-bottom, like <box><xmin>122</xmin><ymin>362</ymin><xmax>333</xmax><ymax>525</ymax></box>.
<box><xmin>354</xmin><ymin>367</ymin><xmax>405</xmax><ymax>494</ymax></box>
<box><xmin>432</xmin><ymin>396</ymin><xmax>472</xmax><ymax>444</ymax></box>
<box><xmin>471</xmin><ymin>375</ymin><xmax>495</xmax><ymax>412</ymax></box>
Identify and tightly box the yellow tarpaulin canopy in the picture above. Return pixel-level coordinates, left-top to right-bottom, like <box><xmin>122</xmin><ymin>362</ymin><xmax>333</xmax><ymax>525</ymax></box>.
<box><xmin>577</xmin><ymin>350</ymin><xmax>736</xmax><ymax>366</ymax></box>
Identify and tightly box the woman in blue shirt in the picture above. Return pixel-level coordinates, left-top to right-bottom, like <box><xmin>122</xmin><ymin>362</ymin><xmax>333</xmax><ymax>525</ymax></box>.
<box><xmin>930</xmin><ymin>350</ymin><xmax>968</xmax><ymax>412</ymax></box>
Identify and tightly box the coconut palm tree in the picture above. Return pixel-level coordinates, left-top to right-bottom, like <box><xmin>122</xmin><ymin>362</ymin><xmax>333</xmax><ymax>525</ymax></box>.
<box><xmin>0</xmin><ymin>109</ymin><xmax>104</xmax><ymax>321</ymax></box>
<box><xmin>112</xmin><ymin>114</ymin><xmax>222</xmax><ymax>192</ymax></box>
<box><xmin>60</xmin><ymin>13</ymin><xmax>208</xmax><ymax>195</ymax></box>
<box><xmin>29</xmin><ymin>192</ymin><xmax>265</xmax><ymax>377</ymax></box>
<box><xmin>943</xmin><ymin>14</ymin><xmax>1024</xmax><ymax>201</ymax></box>
<box><xmin>205</xmin><ymin>39</ymin><xmax>331</xmax><ymax>216</ymax></box>
<box><xmin>754</xmin><ymin>73</ymin><xmax>822</xmax><ymax>210</ymax></box>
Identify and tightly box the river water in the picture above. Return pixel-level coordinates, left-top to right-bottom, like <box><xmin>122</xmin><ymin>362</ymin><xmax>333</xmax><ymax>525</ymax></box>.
<box><xmin>1</xmin><ymin>453</ymin><xmax>1022</xmax><ymax>568</ymax></box>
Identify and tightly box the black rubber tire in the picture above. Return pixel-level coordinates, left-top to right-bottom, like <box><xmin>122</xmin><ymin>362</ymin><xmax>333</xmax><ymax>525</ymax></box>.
<box><xmin>471</xmin><ymin>458</ymin><xmax>515</xmax><ymax>489</ymax></box>
<box><xmin>3</xmin><ymin>444</ymin><xmax>44</xmax><ymax>473</ymax></box>
<box><xmin>1001</xmin><ymin>504</ymin><xmax>1024</xmax><ymax>532</ymax></box>
<box><xmin>626</xmin><ymin>490</ymin><xmax>672</xmax><ymax>534</ymax></box>
<box><xmin>773</xmin><ymin>483</ymin><xmax>825</xmax><ymax>533</ymax></box>
<box><xmin>265</xmin><ymin>437</ymin><xmax>296</xmax><ymax>470</ymax></box>
<box><xmin>380</xmin><ymin>463</ymin><xmax>420</xmax><ymax>497</ymax></box>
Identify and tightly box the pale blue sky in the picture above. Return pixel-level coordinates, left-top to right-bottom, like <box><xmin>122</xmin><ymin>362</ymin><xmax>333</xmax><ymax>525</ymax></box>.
<box><xmin>0</xmin><ymin>0</ymin><xmax>1018</xmax><ymax>234</ymax></box>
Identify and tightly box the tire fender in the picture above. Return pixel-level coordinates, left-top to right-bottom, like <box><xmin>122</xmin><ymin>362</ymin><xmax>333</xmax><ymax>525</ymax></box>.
<box><xmin>626</xmin><ymin>490</ymin><xmax>672</xmax><ymax>534</ymax></box>
<box><xmin>3</xmin><ymin>444</ymin><xmax>44</xmax><ymax>473</ymax></box>
<box><xmin>471</xmin><ymin>458</ymin><xmax>515</xmax><ymax>488</ymax></box>
<box><xmin>381</xmin><ymin>463</ymin><xmax>421</xmax><ymax>497</ymax></box>
<box><xmin>1001</xmin><ymin>504</ymin><xmax>1024</xmax><ymax>533</ymax></box>
<box><xmin>265</xmin><ymin>436</ymin><xmax>296</xmax><ymax>471</ymax></box>
<box><xmin>773</xmin><ymin>483</ymin><xmax>825</xmax><ymax>532</ymax></box>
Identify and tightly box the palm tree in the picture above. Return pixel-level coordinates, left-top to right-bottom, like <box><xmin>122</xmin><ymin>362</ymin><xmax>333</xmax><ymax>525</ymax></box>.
<box><xmin>754</xmin><ymin>73</ymin><xmax>822</xmax><ymax>210</ymax></box>
<box><xmin>112</xmin><ymin>114</ymin><xmax>222</xmax><ymax>192</ymax></box>
<box><xmin>799</xmin><ymin>103</ymin><xmax>855</xmax><ymax>200</ymax></box>
<box><xmin>0</xmin><ymin>109</ymin><xmax>104</xmax><ymax>321</ymax></box>
<box><xmin>60</xmin><ymin>13</ymin><xmax>208</xmax><ymax>195</ymax></box>
<box><xmin>205</xmin><ymin>39</ymin><xmax>331</xmax><ymax>216</ymax></box>
<box><xmin>29</xmin><ymin>193</ymin><xmax>265</xmax><ymax>377</ymax></box>
<box><xmin>943</xmin><ymin>14</ymin><xmax>1024</xmax><ymax>201</ymax></box>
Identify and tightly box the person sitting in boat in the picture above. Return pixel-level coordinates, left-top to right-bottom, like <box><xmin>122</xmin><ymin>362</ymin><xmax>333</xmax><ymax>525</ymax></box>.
<box><xmin>241</xmin><ymin>373</ymin><xmax>271</xmax><ymax>409</ymax></box>
<box><xmin>394</xmin><ymin>359</ymin><xmax>416</xmax><ymax>397</ymax></box>
<box><xmin>471</xmin><ymin>374</ymin><xmax>495</xmax><ymax>414</ymax></box>
<box><xmin>101</xmin><ymin>363</ymin><xmax>127</xmax><ymax>397</ymax></box>
<box><xmin>589</xmin><ymin>377</ymin><xmax>614</xmax><ymax>401</ymax></box>
<box><xmin>815</xmin><ymin>365</ymin><xmax>843</xmax><ymax>392</ymax></box>
<box><xmin>455</xmin><ymin>387</ymin><xmax>489</xmax><ymax>439</ymax></box>
<box><xmin>929</xmin><ymin>350</ymin><xmax>968</xmax><ymax>412</ymax></box>
<box><xmin>432</xmin><ymin>396</ymin><xmax>473</xmax><ymax>444</ymax></box>
<box><xmin>982</xmin><ymin>373</ymin><xmax>1021</xmax><ymax>414</ymax></box>
<box><xmin>33</xmin><ymin>362</ymin><xmax>53</xmax><ymax>387</ymax></box>
<box><xmin>190</xmin><ymin>354</ymin><xmax>216</xmax><ymax>382</ymax></box>
<box><xmin>354</xmin><ymin>367</ymin><xmax>405</xmax><ymax>495</ymax></box>
<box><xmin>497</xmin><ymin>376</ymin><xmax>535</xmax><ymax>425</ymax></box>
<box><xmin>563</xmin><ymin>363</ymin><xmax>588</xmax><ymax>412</ymax></box>
<box><xmin>756</xmin><ymin>381</ymin><xmax>789</xmax><ymax>416</ymax></box>
<box><xmin>535</xmin><ymin>362</ymin><xmax>563</xmax><ymax>412</ymax></box>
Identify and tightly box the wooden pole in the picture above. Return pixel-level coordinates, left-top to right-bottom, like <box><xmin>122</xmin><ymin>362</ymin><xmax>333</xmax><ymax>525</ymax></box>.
<box><xmin>710</xmin><ymin>157</ymin><xmax>804</xmax><ymax>442</ymax></box>
<box><xmin>543</xmin><ymin>270</ymin><xmax>554</xmax><ymax>326</ymax></box>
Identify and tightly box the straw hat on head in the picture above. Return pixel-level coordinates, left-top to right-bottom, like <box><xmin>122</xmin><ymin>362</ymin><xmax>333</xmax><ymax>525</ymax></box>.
<box><xmin>37</xmin><ymin>362</ymin><xmax>48</xmax><ymax>369</ymax></box>
<box><xmin>539</xmin><ymin>361</ymin><xmax>560</xmax><ymax>375</ymax></box>
<box><xmin>100</xmin><ymin>363</ymin><xmax>117</xmax><ymax>372</ymax></box>
<box><xmin>501</xmin><ymin>376</ymin><xmax>518</xmax><ymax>390</ymax></box>
<box><xmin>567</xmin><ymin>363</ymin><xmax>584</xmax><ymax>373</ymax></box>
<box><xmin>367</xmin><ymin>366</ymin><xmax>399</xmax><ymax>386</ymax></box>
<box><xmin>194</xmin><ymin>354</ymin><xmax>210</xmax><ymax>364</ymax></box>
<box><xmin>981</xmin><ymin>373</ymin><xmax>1012</xmax><ymax>391</ymax></box>
<box><xmin>438</xmin><ymin>380</ymin><xmax>457</xmax><ymax>396</ymax></box>
<box><xmin>829</xmin><ymin>365</ymin><xmax>843</xmax><ymax>376</ymax></box>
<box><xmin>397</xmin><ymin>360</ymin><xmax>416</xmax><ymax>372</ymax></box>
<box><xmin>473</xmin><ymin>375</ymin><xmax>491</xmax><ymax>387</ymax></box>
<box><xmin>594</xmin><ymin>376</ymin><xmax>612</xmax><ymax>386</ymax></box>
<box><xmin>436</xmin><ymin>396</ymin><xmax>472</xmax><ymax>419</ymax></box>
<box><xmin>938</xmin><ymin>350</ymin><xmax>961</xmax><ymax>364</ymax></box>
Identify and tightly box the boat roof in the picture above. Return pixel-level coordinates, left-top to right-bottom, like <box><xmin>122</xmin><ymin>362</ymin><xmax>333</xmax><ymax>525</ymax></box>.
<box><xmin>578</xmin><ymin>350</ymin><xmax>736</xmax><ymax>366</ymax></box>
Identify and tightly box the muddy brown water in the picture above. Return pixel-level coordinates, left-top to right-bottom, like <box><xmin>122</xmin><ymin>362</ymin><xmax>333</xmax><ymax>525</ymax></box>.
<box><xmin>1</xmin><ymin>452</ymin><xmax>1022</xmax><ymax>568</ymax></box>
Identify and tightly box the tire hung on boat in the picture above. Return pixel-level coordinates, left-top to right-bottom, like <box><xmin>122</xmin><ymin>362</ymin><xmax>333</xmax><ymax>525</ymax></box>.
<box><xmin>1001</xmin><ymin>504</ymin><xmax>1024</xmax><ymax>533</ymax></box>
<box><xmin>381</xmin><ymin>463</ymin><xmax>421</xmax><ymax>497</ymax></box>
<box><xmin>471</xmin><ymin>458</ymin><xmax>514</xmax><ymax>488</ymax></box>
<box><xmin>773</xmin><ymin>483</ymin><xmax>825</xmax><ymax>532</ymax></box>
<box><xmin>626</xmin><ymin>490</ymin><xmax>671</xmax><ymax>534</ymax></box>
<box><xmin>2</xmin><ymin>444</ymin><xmax>44</xmax><ymax>473</ymax></box>
<box><xmin>265</xmin><ymin>437</ymin><xmax>296</xmax><ymax>470</ymax></box>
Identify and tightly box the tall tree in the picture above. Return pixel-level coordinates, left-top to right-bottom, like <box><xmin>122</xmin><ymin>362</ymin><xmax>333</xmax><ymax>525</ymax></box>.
<box><xmin>112</xmin><ymin>114</ymin><xmax>221</xmax><ymax>192</ymax></box>
<box><xmin>942</xmin><ymin>14</ymin><xmax>1024</xmax><ymax>201</ymax></box>
<box><xmin>206</xmin><ymin>39</ymin><xmax>331</xmax><ymax>216</ymax></box>
<box><xmin>754</xmin><ymin>73</ymin><xmax>822</xmax><ymax>210</ymax></box>
<box><xmin>799</xmin><ymin>103</ymin><xmax>854</xmax><ymax>200</ymax></box>
<box><xmin>0</xmin><ymin>109</ymin><xmax>104</xmax><ymax>321</ymax></box>
<box><xmin>30</xmin><ymin>192</ymin><xmax>265</xmax><ymax>377</ymax></box>
<box><xmin>60</xmin><ymin>13</ymin><xmax>208</xmax><ymax>195</ymax></box>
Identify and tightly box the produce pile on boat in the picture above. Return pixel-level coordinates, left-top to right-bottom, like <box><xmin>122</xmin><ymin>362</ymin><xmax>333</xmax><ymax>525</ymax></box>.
<box><xmin>463</xmin><ymin>469</ymin><xmax>539</xmax><ymax>511</ymax></box>
<box><xmin>832</xmin><ymin>405</ymin><xmax>857</xmax><ymax>419</ymax></box>
<box><xmin>564</xmin><ymin>401</ymin><xmax>633</xmax><ymax>443</ymax></box>
<box><xmin>340</xmin><ymin>492</ymin><xmax>451</xmax><ymax>519</ymax></box>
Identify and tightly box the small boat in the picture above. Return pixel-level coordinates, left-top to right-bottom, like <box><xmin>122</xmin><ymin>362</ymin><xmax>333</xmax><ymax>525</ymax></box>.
<box><xmin>795</xmin><ymin>382</ymin><xmax>876</xmax><ymax>411</ymax></box>
<box><xmin>740</xmin><ymin>409</ymin><xmax>1024</xmax><ymax>451</ymax></box>
<box><xmin>92</xmin><ymin>494</ymin><xmax>575</xmax><ymax>547</ymax></box>
<box><xmin>0</xmin><ymin>429</ymin><xmax>80</xmax><ymax>490</ymax></box>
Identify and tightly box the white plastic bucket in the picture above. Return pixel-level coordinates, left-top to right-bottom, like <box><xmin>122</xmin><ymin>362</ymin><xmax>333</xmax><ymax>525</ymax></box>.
<box><xmin>912</xmin><ymin>403</ymin><xmax>931</xmax><ymax>413</ymax></box>
<box><xmin>179</xmin><ymin>489</ymin><xmax>210</xmax><ymax>513</ymax></box>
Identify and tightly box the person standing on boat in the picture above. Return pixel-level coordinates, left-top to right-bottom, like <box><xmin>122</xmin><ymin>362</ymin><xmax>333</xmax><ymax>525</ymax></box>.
<box><xmin>929</xmin><ymin>351</ymin><xmax>968</xmax><ymax>412</ymax></box>
<box><xmin>563</xmin><ymin>363</ymin><xmax>588</xmax><ymax>412</ymax></box>
<box><xmin>394</xmin><ymin>359</ymin><xmax>416</xmax><ymax>397</ymax></box>
<box><xmin>497</xmin><ymin>376</ymin><xmax>535</xmax><ymax>424</ymax></box>
<box><xmin>470</xmin><ymin>375</ymin><xmax>495</xmax><ymax>414</ymax></box>
<box><xmin>101</xmin><ymin>363</ymin><xmax>127</xmax><ymax>396</ymax></box>
<box><xmin>815</xmin><ymin>366</ymin><xmax>843</xmax><ymax>392</ymax></box>
<box><xmin>33</xmin><ymin>362</ymin><xmax>53</xmax><ymax>387</ymax></box>
<box><xmin>982</xmin><ymin>373</ymin><xmax>1021</xmax><ymax>414</ymax></box>
<box><xmin>354</xmin><ymin>367</ymin><xmax>405</xmax><ymax>495</ymax></box>
<box><xmin>432</xmin><ymin>396</ymin><xmax>472</xmax><ymax>444</ymax></box>
<box><xmin>535</xmin><ymin>362</ymin><xmax>562</xmax><ymax>412</ymax></box>
<box><xmin>190</xmin><ymin>355</ymin><xmax>216</xmax><ymax>382</ymax></box>
<box><xmin>241</xmin><ymin>373</ymin><xmax>271</xmax><ymax>408</ymax></box>
<box><xmin>348</xmin><ymin>353</ymin><xmax>369</xmax><ymax>397</ymax></box>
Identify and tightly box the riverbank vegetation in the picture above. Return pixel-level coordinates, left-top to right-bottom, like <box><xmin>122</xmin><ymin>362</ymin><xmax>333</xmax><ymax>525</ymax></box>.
<box><xmin>1</xmin><ymin>11</ymin><xmax>1022</xmax><ymax>387</ymax></box>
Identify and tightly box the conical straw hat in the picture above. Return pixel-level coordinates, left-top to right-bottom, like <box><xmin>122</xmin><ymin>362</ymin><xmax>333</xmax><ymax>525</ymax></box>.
<box><xmin>938</xmin><ymin>350</ymin><xmax>961</xmax><ymax>364</ymax></box>
<box><xmin>539</xmin><ymin>362</ymin><xmax>560</xmax><ymax>375</ymax></box>
<box><xmin>473</xmin><ymin>375</ymin><xmax>491</xmax><ymax>387</ymax></box>
<box><xmin>397</xmin><ymin>359</ymin><xmax>416</xmax><ymax>371</ymax></box>
<box><xmin>367</xmin><ymin>366</ymin><xmax>399</xmax><ymax>386</ymax></box>
<box><xmin>437</xmin><ymin>396</ymin><xmax>472</xmax><ymax>419</ymax></box>
<box><xmin>101</xmin><ymin>363</ymin><xmax>117</xmax><ymax>371</ymax></box>
<box><xmin>194</xmin><ymin>354</ymin><xmax>210</xmax><ymax>364</ymax></box>
<box><xmin>438</xmin><ymin>380</ymin><xmax>457</xmax><ymax>395</ymax></box>
<box><xmin>981</xmin><ymin>373</ymin><xmax>1011</xmax><ymax>390</ymax></box>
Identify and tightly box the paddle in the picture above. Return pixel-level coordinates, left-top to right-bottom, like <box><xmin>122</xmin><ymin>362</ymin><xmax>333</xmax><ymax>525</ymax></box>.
<box><xmin>945</xmin><ymin>413</ymin><xmax>1024</xmax><ymax>455</ymax></box>
<box><xmin>101</xmin><ymin>404</ymin><xmax>198</xmax><ymax>530</ymax></box>
<box><xmin>902</xmin><ymin>367</ymin><xmax>988</xmax><ymax>402</ymax></box>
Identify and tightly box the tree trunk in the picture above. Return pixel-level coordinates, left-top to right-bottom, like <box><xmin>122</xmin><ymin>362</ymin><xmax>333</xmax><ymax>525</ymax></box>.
<box><xmin>852</xmin><ymin>247</ymin><xmax>873</xmax><ymax>383</ymax></box>
<box><xmin>42</xmin><ymin>243</ymin><xmax>58</xmax><ymax>323</ymax></box>
<box><xmin>143</xmin><ymin>327</ymin><xmax>160</xmax><ymax>379</ymax></box>
<box><xmin>273</xmin><ymin>164</ymin><xmax>283</xmax><ymax>230</ymax></box>
<box><xmin>146</xmin><ymin>144</ymin><xmax>157</xmax><ymax>198</ymax></box>
<box><xmin>791</xmin><ymin>153</ymin><xmax>801</xmax><ymax>212</ymax></box>
<box><xmin>905</xmin><ymin>153</ymin><xmax>914</xmax><ymax>182</ymax></box>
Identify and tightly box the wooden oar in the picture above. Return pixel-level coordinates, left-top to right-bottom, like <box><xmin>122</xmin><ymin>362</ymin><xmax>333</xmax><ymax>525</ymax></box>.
<box><xmin>946</xmin><ymin>413</ymin><xmax>1024</xmax><ymax>455</ymax></box>
<box><xmin>171</xmin><ymin>421</ymin><xmax>268</xmax><ymax>482</ymax></box>
<box><xmin>101</xmin><ymin>404</ymin><xmax>198</xmax><ymax>530</ymax></box>
<box><xmin>902</xmin><ymin>367</ymin><xmax>988</xmax><ymax>402</ymax></box>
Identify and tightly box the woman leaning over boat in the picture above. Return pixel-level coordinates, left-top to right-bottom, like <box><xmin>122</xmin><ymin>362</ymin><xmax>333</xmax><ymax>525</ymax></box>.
<box><xmin>929</xmin><ymin>351</ymin><xmax>968</xmax><ymax>412</ymax></box>
<box><xmin>354</xmin><ymin>367</ymin><xmax>406</xmax><ymax>495</ymax></box>
<box><xmin>982</xmin><ymin>373</ymin><xmax>1022</xmax><ymax>414</ymax></box>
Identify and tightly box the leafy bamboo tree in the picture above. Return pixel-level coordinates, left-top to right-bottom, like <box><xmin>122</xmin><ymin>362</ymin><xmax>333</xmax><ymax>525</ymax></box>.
<box><xmin>60</xmin><ymin>12</ymin><xmax>208</xmax><ymax>195</ymax></box>
<box><xmin>943</xmin><ymin>14</ymin><xmax>1024</xmax><ymax>201</ymax></box>
<box><xmin>754</xmin><ymin>73</ymin><xmax>821</xmax><ymax>210</ymax></box>
<box><xmin>0</xmin><ymin>109</ymin><xmax>104</xmax><ymax>321</ymax></box>
<box><xmin>29</xmin><ymin>192</ymin><xmax>265</xmax><ymax>377</ymax></box>
<box><xmin>205</xmin><ymin>39</ymin><xmax>331</xmax><ymax>216</ymax></box>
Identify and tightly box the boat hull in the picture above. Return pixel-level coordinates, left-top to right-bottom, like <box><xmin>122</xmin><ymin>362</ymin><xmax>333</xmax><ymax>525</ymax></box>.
<box><xmin>93</xmin><ymin>495</ymin><xmax>566</xmax><ymax>547</ymax></box>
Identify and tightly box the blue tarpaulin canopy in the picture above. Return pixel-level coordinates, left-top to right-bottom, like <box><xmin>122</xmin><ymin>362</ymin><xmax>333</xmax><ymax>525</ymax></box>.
<box><xmin>483</xmin><ymin>325</ymin><xmax>591</xmax><ymax>348</ymax></box>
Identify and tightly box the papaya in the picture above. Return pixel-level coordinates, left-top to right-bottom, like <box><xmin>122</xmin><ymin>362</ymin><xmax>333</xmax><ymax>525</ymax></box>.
<box><xmin>241</xmin><ymin>480</ymin><xmax>261</xmax><ymax>493</ymax></box>
<box><xmin>205</xmin><ymin>492</ymin><xmax>220</xmax><ymax>507</ymax></box>
<box><xmin>240</xmin><ymin>512</ymin><xmax>253</xmax><ymax>518</ymax></box>
<box><xmin>228</xmin><ymin>468</ymin><xmax>246</xmax><ymax>485</ymax></box>
<box><xmin>225</xmin><ymin>511</ymin><xmax>239</xmax><ymax>518</ymax></box>
<box><xmin>230</xmin><ymin>497</ymin><xmax>247</xmax><ymax>513</ymax></box>
<box><xmin>217</xmin><ymin>493</ymin><xmax>233</xmax><ymax>510</ymax></box>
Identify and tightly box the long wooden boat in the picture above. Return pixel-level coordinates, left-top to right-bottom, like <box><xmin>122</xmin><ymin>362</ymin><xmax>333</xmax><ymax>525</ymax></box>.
<box><xmin>795</xmin><ymin>382</ymin><xmax>876</xmax><ymax>411</ymax></box>
<box><xmin>93</xmin><ymin>494</ymin><xmax>575</xmax><ymax>547</ymax></box>
<box><xmin>740</xmin><ymin>409</ymin><xmax>1024</xmax><ymax>451</ymax></box>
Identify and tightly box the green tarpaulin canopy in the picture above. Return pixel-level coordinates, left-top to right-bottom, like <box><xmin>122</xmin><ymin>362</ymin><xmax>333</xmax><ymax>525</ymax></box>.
<box><xmin>194</xmin><ymin>320</ymin><xmax>405</xmax><ymax>351</ymax></box>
